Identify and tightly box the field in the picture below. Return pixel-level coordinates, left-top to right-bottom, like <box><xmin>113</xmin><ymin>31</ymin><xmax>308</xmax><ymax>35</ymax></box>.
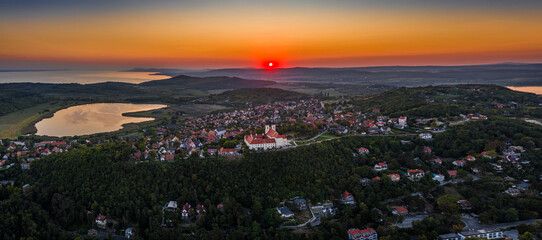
<box><xmin>294</xmin><ymin>133</ymin><xmax>337</xmax><ymax>145</ymax></box>
<box><xmin>0</xmin><ymin>102</ymin><xmax>65</xmax><ymax>139</ymax></box>
<box><xmin>125</xmin><ymin>103</ymin><xmax>228</xmax><ymax>117</ymax></box>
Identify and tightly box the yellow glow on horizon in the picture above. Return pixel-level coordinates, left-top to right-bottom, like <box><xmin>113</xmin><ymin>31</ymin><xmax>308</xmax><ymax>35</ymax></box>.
<box><xmin>2</xmin><ymin>6</ymin><xmax>542</xmax><ymax>67</ymax></box>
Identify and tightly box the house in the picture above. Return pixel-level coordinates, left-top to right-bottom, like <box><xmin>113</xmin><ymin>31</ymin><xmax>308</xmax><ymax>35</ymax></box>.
<box><xmin>433</xmin><ymin>158</ymin><xmax>442</xmax><ymax>165</ymax></box>
<box><xmin>207</xmin><ymin>149</ymin><xmax>218</xmax><ymax>155</ymax></box>
<box><xmin>277</xmin><ymin>207</ymin><xmax>294</xmax><ymax>218</ymax></box>
<box><xmin>347</xmin><ymin>228</ymin><xmax>378</xmax><ymax>240</ymax></box>
<box><xmin>392</xmin><ymin>206</ymin><xmax>408</xmax><ymax>216</ymax></box>
<box><xmin>341</xmin><ymin>191</ymin><xmax>356</xmax><ymax>205</ymax></box>
<box><xmin>447</xmin><ymin>170</ymin><xmax>458</xmax><ymax>178</ymax></box>
<box><xmin>465</xmin><ymin>155</ymin><xmax>476</xmax><ymax>161</ymax></box>
<box><xmin>453</xmin><ymin>160</ymin><xmax>466</xmax><ymax>167</ymax></box>
<box><xmin>293</xmin><ymin>198</ymin><xmax>307</xmax><ymax>210</ymax></box>
<box><xmin>95</xmin><ymin>214</ymin><xmax>107</xmax><ymax>228</ymax></box>
<box><xmin>438</xmin><ymin>233</ymin><xmax>462</xmax><ymax>240</ymax></box>
<box><xmin>358</xmin><ymin>147</ymin><xmax>370</xmax><ymax>154</ymax></box>
<box><xmin>505</xmin><ymin>188</ymin><xmax>520</xmax><ymax>196</ymax></box>
<box><xmin>374</xmin><ymin>162</ymin><xmax>388</xmax><ymax>171</ymax></box>
<box><xmin>432</xmin><ymin>174</ymin><xmax>445</xmax><ymax>182</ymax></box>
<box><xmin>458</xmin><ymin>200</ymin><xmax>472</xmax><ymax>210</ymax></box>
<box><xmin>311</xmin><ymin>201</ymin><xmax>335</xmax><ymax>217</ymax></box>
<box><xmin>20</xmin><ymin>163</ymin><xmax>31</xmax><ymax>170</ymax></box>
<box><xmin>398</xmin><ymin>116</ymin><xmax>407</xmax><ymax>125</ymax></box>
<box><xmin>196</xmin><ymin>205</ymin><xmax>206</xmax><ymax>214</ymax></box>
<box><xmin>244</xmin><ymin>125</ymin><xmax>288</xmax><ymax>150</ymax></box>
<box><xmin>419</xmin><ymin>133</ymin><xmax>433</xmax><ymax>140</ymax></box>
<box><xmin>164</xmin><ymin>154</ymin><xmax>175</xmax><ymax>162</ymax></box>
<box><xmin>387</xmin><ymin>173</ymin><xmax>401</xmax><ymax>182</ymax></box>
<box><xmin>217</xmin><ymin>203</ymin><xmax>224</xmax><ymax>212</ymax></box>
<box><xmin>215</xmin><ymin>127</ymin><xmax>226</xmax><ymax>136</ymax></box>
<box><xmin>182</xmin><ymin>203</ymin><xmax>191</xmax><ymax>219</ymax></box>
<box><xmin>459</xmin><ymin>228</ymin><xmax>503</xmax><ymax>239</ymax></box>
<box><xmin>407</xmin><ymin>169</ymin><xmax>425</xmax><ymax>181</ymax></box>
<box><xmin>423</xmin><ymin>146</ymin><xmax>432</xmax><ymax>154</ymax></box>
<box><xmin>219</xmin><ymin>147</ymin><xmax>236</xmax><ymax>156</ymax></box>
<box><xmin>491</xmin><ymin>163</ymin><xmax>503</xmax><ymax>171</ymax></box>
<box><xmin>165</xmin><ymin>201</ymin><xmax>178</xmax><ymax>210</ymax></box>
<box><xmin>380</xmin><ymin>126</ymin><xmax>392</xmax><ymax>134</ymax></box>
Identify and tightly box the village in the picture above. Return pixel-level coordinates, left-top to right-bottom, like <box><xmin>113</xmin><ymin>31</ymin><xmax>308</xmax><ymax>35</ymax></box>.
<box><xmin>0</xmin><ymin>94</ymin><xmax>539</xmax><ymax>240</ymax></box>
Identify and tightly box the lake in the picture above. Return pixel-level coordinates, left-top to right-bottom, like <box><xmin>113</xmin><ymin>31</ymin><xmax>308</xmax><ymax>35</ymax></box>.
<box><xmin>507</xmin><ymin>86</ymin><xmax>542</xmax><ymax>95</ymax></box>
<box><xmin>0</xmin><ymin>70</ymin><xmax>166</xmax><ymax>84</ymax></box>
<box><xmin>35</xmin><ymin>103</ymin><xmax>167</xmax><ymax>137</ymax></box>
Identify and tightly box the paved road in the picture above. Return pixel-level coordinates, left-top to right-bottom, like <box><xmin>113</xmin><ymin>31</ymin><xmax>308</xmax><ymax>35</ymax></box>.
<box><xmin>483</xmin><ymin>219</ymin><xmax>542</xmax><ymax>230</ymax></box>
<box><xmin>394</xmin><ymin>215</ymin><xmax>429</xmax><ymax>228</ymax></box>
<box><xmin>461</xmin><ymin>214</ymin><xmax>481</xmax><ymax>229</ymax></box>
<box><xmin>461</xmin><ymin>217</ymin><xmax>542</xmax><ymax>232</ymax></box>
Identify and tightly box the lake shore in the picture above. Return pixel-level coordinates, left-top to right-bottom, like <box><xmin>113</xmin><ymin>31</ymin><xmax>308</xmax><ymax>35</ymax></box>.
<box><xmin>0</xmin><ymin>102</ymin><xmax>83</xmax><ymax>139</ymax></box>
<box><xmin>34</xmin><ymin>103</ymin><xmax>167</xmax><ymax>137</ymax></box>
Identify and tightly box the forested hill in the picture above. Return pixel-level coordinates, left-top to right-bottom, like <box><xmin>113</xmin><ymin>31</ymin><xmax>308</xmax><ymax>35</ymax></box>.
<box><xmin>199</xmin><ymin>88</ymin><xmax>310</xmax><ymax>106</ymax></box>
<box><xmin>139</xmin><ymin>75</ymin><xmax>275</xmax><ymax>90</ymax></box>
<box><xmin>0</xmin><ymin>75</ymin><xmax>276</xmax><ymax>116</ymax></box>
<box><xmin>350</xmin><ymin>84</ymin><xmax>542</xmax><ymax>118</ymax></box>
<box><xmin>2</xmin><ymin>136</ymin><xmax>417</xmax><ymax>239</ymax></box>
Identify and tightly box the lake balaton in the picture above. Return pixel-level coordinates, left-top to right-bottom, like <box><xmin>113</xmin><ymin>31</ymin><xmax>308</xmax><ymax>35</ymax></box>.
<box><xmin>506</xmin><ymin>86</ymin><xmax>542</xmax><ymax>95</ymax></box>
<box><xmin>35</xmin><ymin>103</ymin><xmax>167</xmax><ymax>137</ymax></box>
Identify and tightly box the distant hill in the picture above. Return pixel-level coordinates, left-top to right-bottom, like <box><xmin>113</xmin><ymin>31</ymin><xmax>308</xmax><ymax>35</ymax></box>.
<box><xmin>146</xmin><ymin>63</ymin><xmax>542</xmax><ymax>87</ymax></box>
<box><xmin>139</xmin><ymin>74</ymin><xmax>275</xmax><ymax>90</ymax></box>
<box><xmin>200</xmin><ymin>88</ymin><xmax>310</xmax><ymax>106</ymax></box>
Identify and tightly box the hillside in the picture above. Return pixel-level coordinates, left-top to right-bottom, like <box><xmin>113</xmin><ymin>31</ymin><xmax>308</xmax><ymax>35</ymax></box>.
<box><xmin>349</xmin><ymin>84</ymin><xmax>542</xmax><ymax>118</ymax></box>
<box><xmin>198</xmin><ymin>88</ymin><xmax>310</xmax><ymax>106</ymax></box>
<box><xmin>139</xmin><ymin>75</ymin><xmax>275</xmax><ymax>90</ymax></box>
<box><xmin>0</xmin><ymin>75</ymin><xmax>277</xmax><ymax>117</ymax></box>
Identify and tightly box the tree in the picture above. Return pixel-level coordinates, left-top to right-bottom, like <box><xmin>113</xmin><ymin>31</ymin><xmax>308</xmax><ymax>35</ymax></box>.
<box><xmin>436</xmin><ymin>194</ymin><xmax>460</xmax><ymax>215</ymax></box>
<box><xmin>518</xmin><ymin>232</ymin><xmax>534</xmax><ymax>240</ymax></box>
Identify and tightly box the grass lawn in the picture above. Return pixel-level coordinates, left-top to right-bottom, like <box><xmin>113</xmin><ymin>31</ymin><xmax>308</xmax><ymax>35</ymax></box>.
<box><xmin>295</xmin><ymin>133</ymin><xmax>337</xmax><ymax>145</ymax></box>
<box><xmin>0</xmin><ymin>102</ymin><xmax>65</xmax><ymax>139</ymax></box>
<box><xmin>314</xmin><ymin>133</ymin><xmax>336</xmax><ymax>141</ymax></box>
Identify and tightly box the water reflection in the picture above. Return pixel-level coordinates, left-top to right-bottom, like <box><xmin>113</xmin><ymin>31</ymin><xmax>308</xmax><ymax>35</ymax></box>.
<box><xmin>507</xmin><ymin>86</ymin><xmax>542</xmax><ymax>95</ymax></box>
<box><xmin>35</xmin><ymin>103</ymin><xmax>166</xmax><ymax>137</ymax></box>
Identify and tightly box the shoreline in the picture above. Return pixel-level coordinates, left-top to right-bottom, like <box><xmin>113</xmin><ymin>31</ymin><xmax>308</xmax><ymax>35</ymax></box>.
<box><xmin>33</xmin><ymin>103</ymin><xmax>168</xmax><ymax>138</ymax></box>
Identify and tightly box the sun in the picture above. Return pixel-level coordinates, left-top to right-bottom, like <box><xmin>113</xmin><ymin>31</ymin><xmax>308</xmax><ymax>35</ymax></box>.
<box><xmin>263</xmin><ymin>61</ymin><xmax>278</xmax><ymax>70</ymax></box>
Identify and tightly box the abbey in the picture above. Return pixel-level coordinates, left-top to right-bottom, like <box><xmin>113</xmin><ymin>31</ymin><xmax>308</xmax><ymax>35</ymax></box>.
<box><xmin>244</xmin><ymin>125</ymin><xmax>288</xmax><ymax>150</ymax></box>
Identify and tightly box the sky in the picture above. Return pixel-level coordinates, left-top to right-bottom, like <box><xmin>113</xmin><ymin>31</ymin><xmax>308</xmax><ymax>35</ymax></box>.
<box><xmin>1</xmin><ymin>0</ymin><xmax>542</xmax><ymax>69</ymax></box>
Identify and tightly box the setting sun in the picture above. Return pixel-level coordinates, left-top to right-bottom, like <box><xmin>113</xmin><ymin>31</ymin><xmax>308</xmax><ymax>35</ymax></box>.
<box><xmin>263</xmin><ymin>61</ymin><xmax>278</xmax><ymax>70</ymax></box>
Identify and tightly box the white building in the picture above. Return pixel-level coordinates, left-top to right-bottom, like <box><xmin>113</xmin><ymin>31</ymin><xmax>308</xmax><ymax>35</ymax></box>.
<box><xmin>398</xmin><ymin>116</ymin><xmax>407</xmax><ymax>125</ymax></box>
<box><xmin>440</xmin><ymin>228</ymin><xmax>503</xmax><ymax>240</ymax></box>
<box><xmin>374</xmin><ymin>162</ymin><xmax>388</xmax><ymax>171</ymax></box>
<box><xmin>419</xmin><ymin>133</ymin><xmax>433</xmax><ymax>140</ymax></box>
<box><xmin>244</xmin><ymin>125</ymin><xmax>288</xmax><ymax>150</ymax></box>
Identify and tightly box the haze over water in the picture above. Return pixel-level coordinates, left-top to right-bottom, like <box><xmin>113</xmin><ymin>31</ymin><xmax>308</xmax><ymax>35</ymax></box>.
<box><xmin>0</xmin><ymin>70</ymin><xmax>166</xmax><ymax>84</ymax></box>
<box><xmin>35</xmin><ymin>103</ymin><xmax>167</xmax><ymax>137</ymax></box>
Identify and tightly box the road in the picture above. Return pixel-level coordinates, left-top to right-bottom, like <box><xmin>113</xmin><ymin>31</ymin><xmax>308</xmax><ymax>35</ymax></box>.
<box><xmin>461</xmin><ymin>216</ymin><xmax>542</xmax><ymax>232</ymax></box>
<box><xmin>394</xmin><ymin>215</ymin><xmax>429</xmax><ymax>228</ymax></box>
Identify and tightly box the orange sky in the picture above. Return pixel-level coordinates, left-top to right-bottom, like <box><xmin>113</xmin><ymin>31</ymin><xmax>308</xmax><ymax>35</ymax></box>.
<box><xmin>1</xmin><ymin>2</ymin><xmax>542</xmax><ymax>68</ymax></box>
